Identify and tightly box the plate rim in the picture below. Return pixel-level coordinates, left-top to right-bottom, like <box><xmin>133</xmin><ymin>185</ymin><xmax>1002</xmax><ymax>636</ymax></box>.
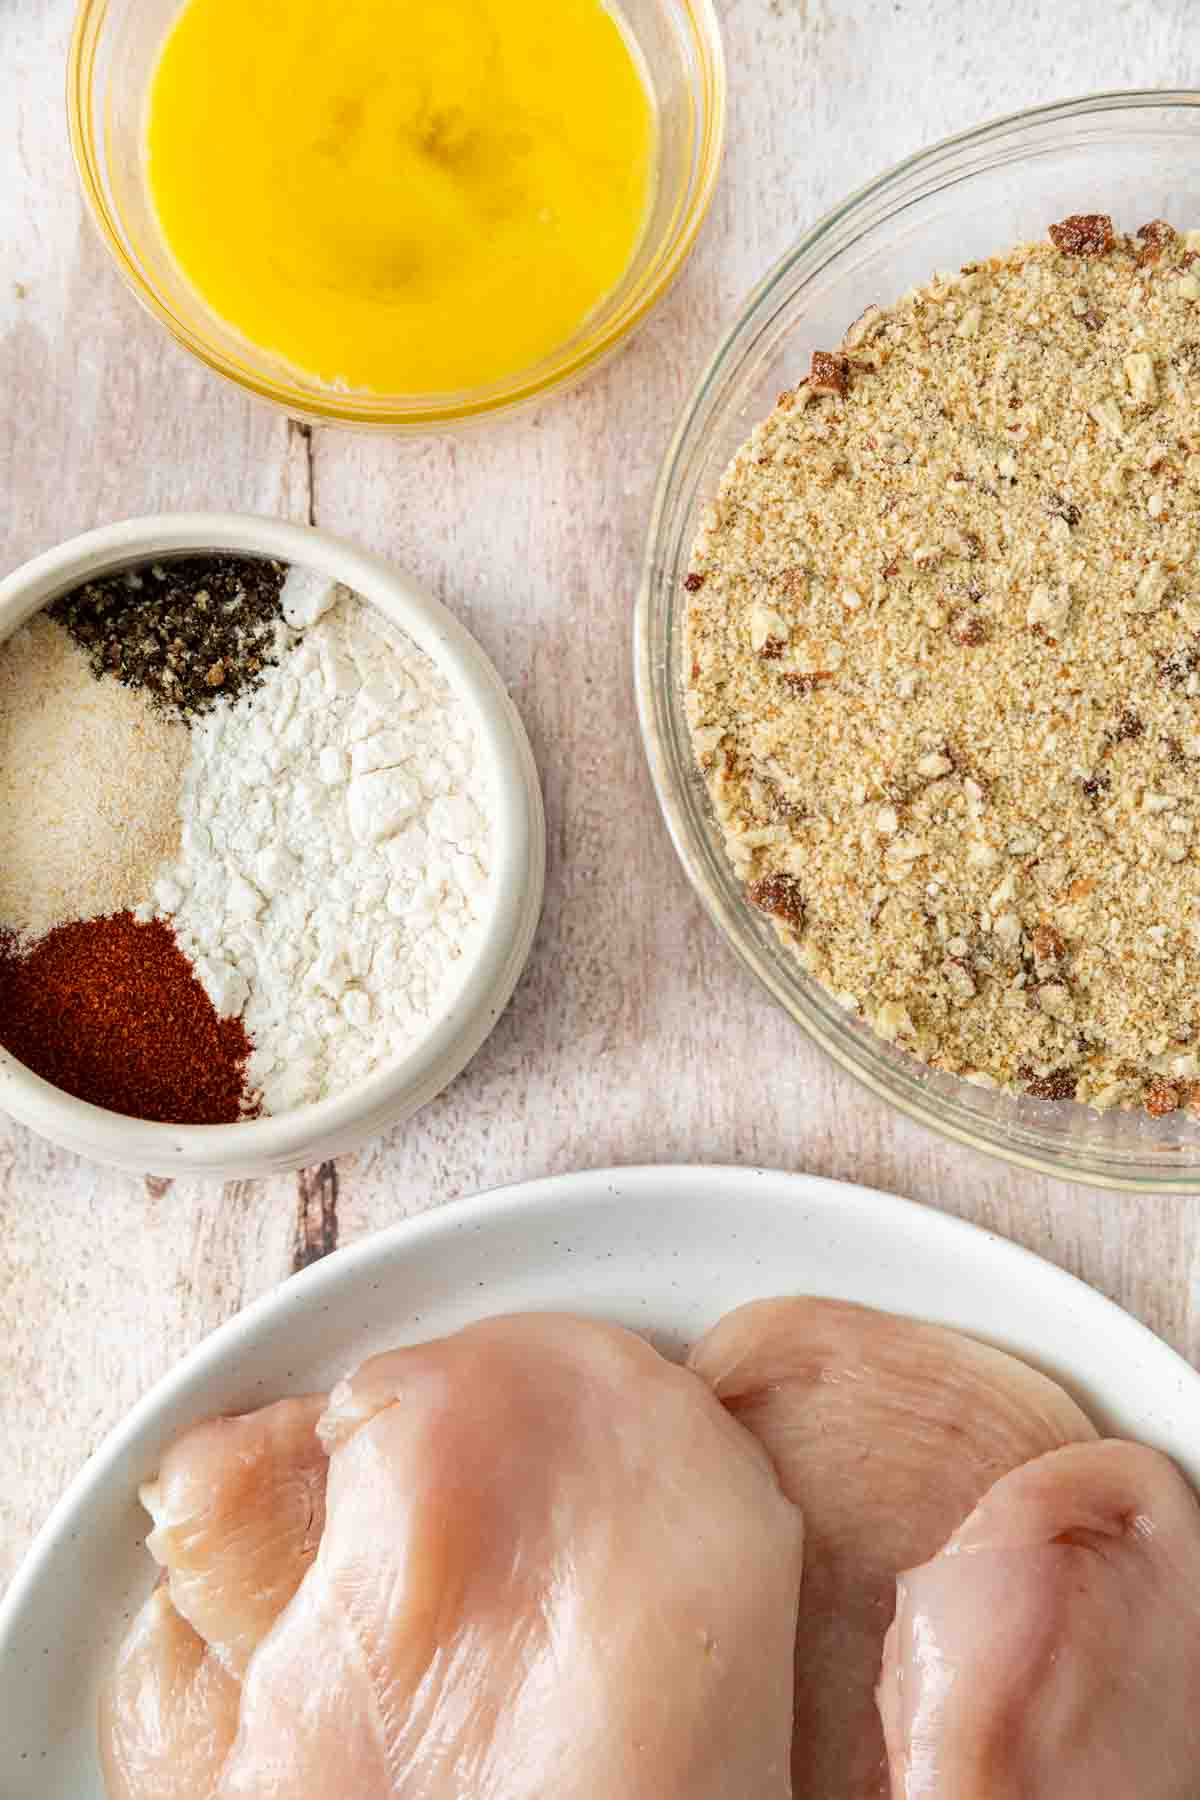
<box><xmin>4</xmin><ymin>1161</ymin><xmax>1197</xmax><ymax>1658</ymax></box>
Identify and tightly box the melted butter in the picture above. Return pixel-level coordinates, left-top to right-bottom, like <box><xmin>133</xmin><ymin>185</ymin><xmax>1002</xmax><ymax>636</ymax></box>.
<box><xmin>146</xmin><ymin>0</ymin><xmax>654</xmax><ymax>394</ymax></box>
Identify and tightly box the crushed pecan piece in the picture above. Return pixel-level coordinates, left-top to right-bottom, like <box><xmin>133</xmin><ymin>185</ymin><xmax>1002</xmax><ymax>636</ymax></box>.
<box><xmin>948</xmin><ymin>609</ymin><xmax>989</xmax><ymax>647</ymax></box>
<box><xmin>1144</xmin><ymin>1077</ymin><xmax>1181</xmax><ymax>1117</ymax></box>
<box><xmin>810</xmin><ymin>351</ymin><xmax>849</xmax><ymax>397</ymax></box>
<box><xmin>781</xmin><ymin>671</ymin><xmax>834</xmax><ymax>694</ymax></box>
<box><xmin>1048</xmin><ymin>213</ymin><xmax>1115</xmax><ymax>257</ymax></box>
<box><xmin>1032</xmin><ymin>924</ymin><xmax>1065</xmax><ymax>965</ymax></box>
<box><xmin>684</xmin><ymin>572</ymin><xmax>705</xmax><ymax>592</ymax></box>
<box><xmin>749</xmin><ymin>872</ymin><xmax>806</xmax><ymax>932</ymax></box>
<box><xmin>1157</xmin><ymin>646</ymin><xmax>1199</xmax><ymax>689</ymax></box>
<box><xmin>1137</xmin><ymin>219</ymin><xmax>1177</xmax><ymax>261</ymax></box>
<box><xmin>1113</xmin><ymin>709</ymin><xmax>1144</xmax><ymax>743</ymax></box>
<box><xmin>1024</xmin><ymin>1067</ymin><xmax>1078</xmax><ymax>1101</ymax></box>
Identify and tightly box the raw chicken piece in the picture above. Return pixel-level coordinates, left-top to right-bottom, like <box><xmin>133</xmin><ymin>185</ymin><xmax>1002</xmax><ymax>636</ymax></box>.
<box><xmin>100</xmin><ymin>1585</ymin><xmax>240</xmax><ymax>1800</ymax></box>
<box><xmin>878</xmin><ymin>1440</ymin><xmax>1200</xmax><ymax>1798</ymax></box>
<box><xmin>217</xmin><ymin>1313</ymin><xmax>804</xmax><ymax>1800</ymax></box>
<box><xmin>689</xmin><ymin>1297</ymin><xmax>1095</xmax><ymax>1799</ymax></box>
<box><xmin>141</xmin><ymin>1393</ymin><xmax>327</xmax><ymax>1675</ymax></box>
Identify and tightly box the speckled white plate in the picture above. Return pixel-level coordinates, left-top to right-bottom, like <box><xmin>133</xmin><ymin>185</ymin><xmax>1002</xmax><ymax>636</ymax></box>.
<box><xmin>3</xmin><ymin>1164</ymin><xmax>1198</xmax><ymax>1798</ymax></box>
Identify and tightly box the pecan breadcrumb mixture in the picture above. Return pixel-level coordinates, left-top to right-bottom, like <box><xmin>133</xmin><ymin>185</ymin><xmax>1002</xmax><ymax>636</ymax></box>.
<box><xmin>685</xmin><ymin>216</ymin><xmax>1200</xmax><ymax>1116</ymax></box>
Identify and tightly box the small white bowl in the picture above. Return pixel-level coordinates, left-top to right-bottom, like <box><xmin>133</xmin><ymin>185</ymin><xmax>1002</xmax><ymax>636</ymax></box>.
<box><xmin>0</xmin><ymin>515</ymin><xmax>545</xmax><ymax>1177</ymax></box>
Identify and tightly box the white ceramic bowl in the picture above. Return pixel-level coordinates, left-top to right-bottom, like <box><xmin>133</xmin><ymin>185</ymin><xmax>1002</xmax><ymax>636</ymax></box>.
<box><xmin>2</xmin><ymin>1164</ymin><xmax>1198</xmax><ymax>1798</ymax></box>
<box><xmin>0</xmin><ymin>515</ymin><xmax>545</xmax><ymax>1177</ymax></box>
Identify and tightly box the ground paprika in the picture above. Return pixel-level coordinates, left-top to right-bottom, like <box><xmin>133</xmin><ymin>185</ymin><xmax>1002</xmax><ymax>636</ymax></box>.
<box><xmin>0</xmin><ymin>912</ymin><xmax>253</xmax><ymax>1124</ymax></box>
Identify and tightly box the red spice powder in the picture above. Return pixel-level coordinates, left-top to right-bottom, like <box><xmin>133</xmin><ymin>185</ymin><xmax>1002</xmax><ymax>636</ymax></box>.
<box><xmin>0</xmin><ymin>912</ymin><xmax>253</xmax><ymax>1124</ymax></box>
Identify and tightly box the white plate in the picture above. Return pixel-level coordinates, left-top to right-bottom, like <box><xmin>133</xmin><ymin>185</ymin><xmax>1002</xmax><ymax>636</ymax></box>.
<box><xmin>3</xmin><ymin>1164</ymin><xmax>1198</xmax><ymax>1797</ymax></box>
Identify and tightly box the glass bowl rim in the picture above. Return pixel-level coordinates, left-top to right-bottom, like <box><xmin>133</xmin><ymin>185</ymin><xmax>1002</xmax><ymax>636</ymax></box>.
<box><xmin>636</xmin><ymin>86</ymin><xmax>1200</xmax><ymax>1192</ymax></box>
<box><xmin>66</xmin><ymin>0</ymin><xmax>727</xmax><ymax>429</ymax></box>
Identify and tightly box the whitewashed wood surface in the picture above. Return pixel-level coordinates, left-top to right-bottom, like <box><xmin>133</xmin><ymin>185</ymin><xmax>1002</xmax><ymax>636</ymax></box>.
<box><xmin>3</xmin><ymin>0</ymin><xmax>1200</xmax><ymax>1596</ymax></box>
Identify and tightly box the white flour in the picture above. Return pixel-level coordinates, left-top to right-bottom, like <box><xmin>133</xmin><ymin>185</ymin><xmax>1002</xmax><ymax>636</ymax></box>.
<box><xmin>147</xmin><ymin>578</ymin><xmax>493</xmax><ymax>1115</ymax></box>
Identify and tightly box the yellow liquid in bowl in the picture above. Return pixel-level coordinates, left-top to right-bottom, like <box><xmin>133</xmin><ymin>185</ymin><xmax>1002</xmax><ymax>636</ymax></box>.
<box><xmin>146</xmin><ymin>0</ymin><xmax>655</xmax><ymax>395</ymax></box>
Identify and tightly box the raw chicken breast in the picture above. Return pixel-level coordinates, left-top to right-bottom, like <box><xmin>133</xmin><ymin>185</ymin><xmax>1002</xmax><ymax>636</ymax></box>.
<box><xmin>689</xmin><ymin>1297</ymin><xmax>1095</xmax><ymax>1799</ymax></box>
<box><xmin>217</xmin><ymin>1313</ymin><xmax>804</xmax><ymax>1800</ymax></box>
<box><xmin>99</xmin><ymin>1585</ymin><xmax>240</xmax><ymax>1800</ymax></box>
<box><xmin>878</xmin><ymin>1440</ymin><xmax>1200</xmax><ymax>1798</ymax></box>
<box><xmin>141</xmin><ymin>1393</ymin><xmax>326</xmax><ymax>1676</ymax></box>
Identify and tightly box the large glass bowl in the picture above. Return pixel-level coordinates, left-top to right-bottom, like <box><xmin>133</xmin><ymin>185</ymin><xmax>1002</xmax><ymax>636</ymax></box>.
<box><xmin>638</xmin><ymin>91</ymin><xmax>1200</xmax><ymax>1191</ymax></box>
<box><xmin>67</xmin><ymin>0</ymin><xmax>724</xmax><ymax>431</ymax></box>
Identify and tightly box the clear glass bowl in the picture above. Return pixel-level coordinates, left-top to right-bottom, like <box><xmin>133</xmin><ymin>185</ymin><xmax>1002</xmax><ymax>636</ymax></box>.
<box><xmin>68</xmin><ymin>0</ymin><xmax>725</xmax><ymax>430</ymax></box>
<box><xmin>638</xmin><ymin>90</ymin><xmax>1200</xmax><ymax>1191</ymax></box>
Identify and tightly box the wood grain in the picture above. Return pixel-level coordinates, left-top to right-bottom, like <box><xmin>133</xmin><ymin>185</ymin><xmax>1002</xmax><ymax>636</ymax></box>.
<box><xmin>293</xmin><ymin>1162</ymin><xmax>340</xmax><ymax>1272</ymax></box>
<box><xmin>3</xmin><ymin>0</ymin><xmax>1200</xmax><ymax>1596</ymax></box>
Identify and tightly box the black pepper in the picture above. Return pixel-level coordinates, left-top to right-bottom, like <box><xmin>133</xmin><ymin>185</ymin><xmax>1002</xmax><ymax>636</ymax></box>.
<box><xmin>50</xmin><ymin>554</ymin><xmax>288</xmax><ymax>720</ymax></box>
<box><xmin>1021</xmin><ymin>1065</ymin><xmax>1078</xmax><ymax>1101</ymax></box>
